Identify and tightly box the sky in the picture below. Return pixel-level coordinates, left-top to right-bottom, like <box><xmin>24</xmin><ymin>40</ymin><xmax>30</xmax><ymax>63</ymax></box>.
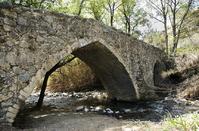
<box><xmin>137</xmin><ymin>0</ymin><xmax>164</xmax><ymax>31</ymax></box>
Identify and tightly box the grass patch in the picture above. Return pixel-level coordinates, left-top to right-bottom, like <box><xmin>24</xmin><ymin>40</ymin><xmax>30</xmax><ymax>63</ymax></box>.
<box><xmin>163</xmin><ymin>113</ymin><xmax>199</xmax><ymax>131</ymax></box>
<box><xmin>177</xmin><ymin>45</ymin><xmax>199</xmax><ymax>55</ymax></box>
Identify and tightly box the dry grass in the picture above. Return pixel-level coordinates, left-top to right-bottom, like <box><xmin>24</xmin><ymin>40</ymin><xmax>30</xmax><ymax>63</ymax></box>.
<box><xmin>47</xmin><ymin>58</ymin><xmax>97</xmax><ymax>92</ymax></box>
<box><xmin>159</xmin><ymin>54</ymin><xmax>199</xmax><ymax>99</ymax></box>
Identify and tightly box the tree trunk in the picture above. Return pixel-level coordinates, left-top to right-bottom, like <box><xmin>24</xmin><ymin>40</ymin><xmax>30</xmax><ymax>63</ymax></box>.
<box><xmin>77</xmin><ymin>0</ymin><xmax>85</xmax><ymax>16</ymax></box>
<box><xmin>163</xmin><ymin>15</ymin><xmax>168</xmax><ymax>56</ymax></box>
<box><xmin>110</xmin><ymin>15</ymin><xmax>113</xmax><ymax>26</ymax></box>
<box><xmin>127</xmin><ymin>18</ymin><xmax>131</xmax><ymax>34</ymax></box>
<box><xmin>36</xmin><ymin>56</ymin><xmax>75</xmax><ymax>108</ymax></box>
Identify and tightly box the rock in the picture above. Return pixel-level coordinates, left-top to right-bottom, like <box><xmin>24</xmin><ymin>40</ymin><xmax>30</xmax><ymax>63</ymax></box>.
<box><xmin>19</xmin><ymin>90</ymin><xmax>29</xmax><ymax>98</ymax></box>
<box><xmin>6</xmin><ymin>118</ymin><xmax>14</xmax><ymax>123</ymax></box>
<box><xmin>115</xmin><ymin>111</ymin><xmax>120</xmax><ymax>114</ymax></box>
<box><xmin>62</xmin><ymin>93</ymin><xmax>68</xmax><ymax>96</ymax></box>
<box><xmin>18</xmin><ymin>72</ymin><xmax>30</xmax><ymax>83</ymax></box>
<box><xmin>123</xmin><ymin>109</ymin><xmax>131</xmax><ymax>113</ymax></box>
<box><xmin>106</xmin><ymin>108</ymin><xmax>113</xmax><ymax>114</ymax></box>
<box><xmin>13</xmin><ymin>67</ymin><xmax>22</xmax><ymax>75</ymax></box>
<box><xmin>84</xmin><ymin>107</ymin><xmax>89</xmax><ymax>112</ymax></box>
<box><xmin>36</xmin><ymin>35</ymin><xmax>45</xmax><ymax>42</ymax></box>
<box><xmin>94</xmin><ymin>106</ymin><xmax>103</xmax><ymax>112</ymax></box>
<box><xmin>3</xmin><ymin>17</ymin><xmax>16</xmax><ymax>26</ymax></box>
<box><xmin>6</xmin><ymin>52</ymin><xmax>17</xmax><ymax>65</ymax></box>
<box><xmin>0</xmin><ymin>95</ymin><xmax>9</xmax><ymax>102</ymax></box>
<box><xmin>3</xmin><ymin>25</ymin><xmax>12</xmax><ymax>31</ymax></box>
<box><xmin>17</xmin><ymin>17</ymin><xmax>27</xmax><ymax>26</ymax></box>
<box><xmin>44</xmin><ymin>15</ymin><xmax>54</xmax><ymax>23</ymax></box>
<box><xmin>7</xmin><ymin>107</ymin><xmax>18</xmax><ymax>115</ymax></box>
<box><xmin>76</xmin><ymin>106</ymin><xmax>84</xmax><ymax>112</ymax></box>
<box><xmin>6</xmin><ymin>112</ymin><xmax>16</xmax><ymax>119</ymax></box>
<box><xmin>118</xmin><ymin>115</ymin><xmax>123</xmax><ymax>118</ymax></box>
<box><xmin>90</xmin><ymin>108</ymin><xmax>95</xmax><ymax>112</ymax></box>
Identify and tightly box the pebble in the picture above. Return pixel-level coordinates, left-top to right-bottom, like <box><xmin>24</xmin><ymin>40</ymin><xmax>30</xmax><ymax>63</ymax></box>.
<box><xmin>76</xmin><ymin>106</ymin><xmax>84</xmax><ymax>112</ymax></box>
<box><xmin>118</xmin><ymin>115</ymin><xmax>123</xmax><ymax>118</ymax></box>
<box><xmin>94</xmin><ymin>106</ymin><xmax>103</xmax><ymax>112</ymax></box>
<box><xmin>124</xmin><ymin>109</ymin><xmax>131</xmax><ymax>113</ymax></box>
<box><xmin>84</xmin><ymin>107</ymin><xmax>89</xmax><ymax>112</ymax></box>
<box><xmin>106</xmin><ymin>108</ymin><xmax>114</xmax><ymax>114</ymax></box>
<box><xmin>115</xmin><ymin>111</ymin><xmax>120</xmax><ymax>114</ymax></box>
<box><xmin>62</xmin><ymin>93</ymin><xmax>68</xmax><ymax>96</ymax></box>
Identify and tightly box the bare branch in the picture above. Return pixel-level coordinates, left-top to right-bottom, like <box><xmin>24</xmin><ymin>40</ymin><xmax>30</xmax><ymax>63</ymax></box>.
<box><xmin>148</xmin><ymin>13</ymin><xmax>164</xmax><ymax>23</ymax></box>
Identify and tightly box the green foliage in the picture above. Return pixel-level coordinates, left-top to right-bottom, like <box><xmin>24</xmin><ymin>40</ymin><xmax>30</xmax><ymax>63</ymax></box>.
<box><xmin>66</xmin><ymin>0</ymin><xmax>85</xmax><ymax>15</ymax></box>
<box><xmin>144</xmin><ymin>31</ymin><xmax>165</xmax><ymax>49</ymax></box>
<box><xmin>164</xmin><ymin>113</ymin><xmax>199</xmax><ymax>131</ymax></box>
<box><xmin>1</xmin><ymin>0</ymin><xmax>149</xmax><ymax>38</ymax></box>
<box><xmin>121</xmin><ymin>0</ymin><xmax>135</xmax><ymax>17</ymax></box>
<box><xmin>177</xmin><ymin>45</ymin><xmax>199</xmax><ymax>55</ymax></box>
<box><xmin>181</xmin><ymin>9</ymin><xmax>199</xmax><ymax>38</ymax></box>
<box><xmin>1</xmin><ymin>0</ymin><xmax>58</xmax><ymax>8</ymax></box>
<box><xmin>88</xmin><ymin>0</ymin><xmax>105</xmax><ymax>20</ymax></box>
<box><xmin>119</xmin><ymin>0</ymin><xmax>148</xmax><ymax>35</ymax></box>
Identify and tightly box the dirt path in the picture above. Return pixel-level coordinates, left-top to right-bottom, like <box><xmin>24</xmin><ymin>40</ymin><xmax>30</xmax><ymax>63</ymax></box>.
<box><xmin>14</xmin><ymin>112</ymin><xmax>139</xmax><ymax>131</ymax></box>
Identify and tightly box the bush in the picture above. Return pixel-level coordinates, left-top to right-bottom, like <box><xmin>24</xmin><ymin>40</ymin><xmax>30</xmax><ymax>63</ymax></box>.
<box><xmin>47</xmin><ymin>58</ymin><xmax>98</xmax><ymax>92</ymax></box>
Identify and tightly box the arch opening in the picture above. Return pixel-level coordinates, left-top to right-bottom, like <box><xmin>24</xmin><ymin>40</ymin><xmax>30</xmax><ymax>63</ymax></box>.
<box><xmin>72</xmin><ymin>41</ymin><xmax>137</xmax><ymax>101</ymax></box>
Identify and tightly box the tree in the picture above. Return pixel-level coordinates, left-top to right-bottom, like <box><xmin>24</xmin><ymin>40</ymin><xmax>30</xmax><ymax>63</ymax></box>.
<box><xmin>120</xmin><ymin>0</ymin><xmax>136</xmax><ymax>34</ymax></box>
<box><xmin>148</xmin><ymin>0</ymin><xmax>169</xmax><ymax>56</ymax></box>
<box><xmin>4</xmin><ymin>0</ymin><xmax>55</xmax><ymax>8</ymax></box>
<box><xmin>67</xmin><ymin>0</ymin><xmax>87</xmax><ymax>16</ymax></box>
<box><xmin>120</xmin><ymin>0</ymin><xmax>147</xmax><ymax>35</ymax></box>
<box><xmin>88</xmin><ymin>0</ymin><xmax>105</xmax><ymax>20</ymax></box>
<box><xmin>37</xmin><ymin>55</ymin><xmax>76</xmax><ymax>108</ymax></box>
<box><xmin>147</xmin><ymin>0</ymin><xmax>193</xmax><ymax>56</ymax></box>
<box><xmin>105</xmin><ymin>0</ymin><xmax>121</xmax><ymax>26</ymax></box>
<box><xmin>168</xmin><ymin>0</ymin><xmax>193</xmax><ymax>56</ymax></box>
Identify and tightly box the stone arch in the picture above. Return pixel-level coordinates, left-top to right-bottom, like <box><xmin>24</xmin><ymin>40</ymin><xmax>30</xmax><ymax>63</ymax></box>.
<box><xmin>72</xmin><ymin>41</ymin><xmax>137</xmax><ymax>101</ymax></box>
<box><xmin>4</xmin><ymin>40</ymin><xmax>137</xmax><ymax>124</ymax></box>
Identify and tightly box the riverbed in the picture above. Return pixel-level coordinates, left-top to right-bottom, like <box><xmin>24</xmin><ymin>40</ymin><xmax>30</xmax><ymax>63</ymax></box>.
<box><xmin>12</xmin><ymin>91</ymin><xmax>199</xmax><ymax>131</ymax></box>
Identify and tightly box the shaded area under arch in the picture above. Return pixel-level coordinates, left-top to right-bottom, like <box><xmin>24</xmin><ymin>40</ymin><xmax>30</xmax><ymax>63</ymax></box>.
<box><xmin>72</xmin><ymin>41</ymin><xmax>137</xmax><ymax>101</ymax></box>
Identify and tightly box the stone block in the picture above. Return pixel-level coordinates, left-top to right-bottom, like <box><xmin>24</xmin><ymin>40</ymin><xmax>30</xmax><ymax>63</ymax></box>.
<box><xmin>6</xmin><ymin>112</ymin><xmax>16</xmax><ymax>119</ymax></box>
<box><xmin>18</xmin><ymin>72</ymin><xmax>30</xmax><ymax>83</ymax></box>
<box><xmin>18</xmin><ymin>94</ymin><xmax>26</xmax><ymax>101</ymax></box>
<box><xmin>7</xmin><ymin>107</ymin><xmax>18</xmax><ymax>115</ymax></box>
<box><xmin>44</xmin><ymin>15</ymin><xmax>54</xmax><ymax>23</ymax></box>
<box><xmin>12</xmin><ymin>104</ymin><xmax>20</xmax><ymax>110</ymax></box>
<box><xmin>17</xmin><ymin>17</ymin><xmax>27</xmax><ymax>26</ymax></box>
<box><xmin>6</xmin><ymin>118</ymin><xmax>14</xmax><ymax>123</ymax></box>
<box><xmin>6</xmin><ymin>51</ymin><xmax>17</xmax><ymax>65</ymax></box>
<box><xmin>2</xmin><ymin>9</ymin><xmax>17</xmax><ymax>18</ymax></box>
<box><xmin>23</xmin><ymin>86</ymin><xmax>33</xmax><ymax>95</ymax></box>
<box><xmin>3</xmin><ymin>25</ymin><xmax>11</xmax><ymax>31</ymax></box>
<box><xmin>3</xmin><ymin>17</ymin><xmax>16</xmax><ymax>26</ymax></box>
<box><xmin>13</xmin><ymin>67</ymin><xmax>22</xmax><ymax>75</ymax></box>
<box><xmin>19</xmin><ymin>90</ymin><xmax>29</xmax><ymax>98</ymax></box>
<box><xmin>0</xmin><ymin>94</ymin><xmax>9</xmax><ymax>102</ymax></box>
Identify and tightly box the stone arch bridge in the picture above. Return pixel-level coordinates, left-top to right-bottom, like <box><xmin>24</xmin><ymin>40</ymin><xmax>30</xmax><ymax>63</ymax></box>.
<box><xmin>0</xmin><ymin>5</ymin><xmax>167</xmax><ymax>124</ymax></box>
